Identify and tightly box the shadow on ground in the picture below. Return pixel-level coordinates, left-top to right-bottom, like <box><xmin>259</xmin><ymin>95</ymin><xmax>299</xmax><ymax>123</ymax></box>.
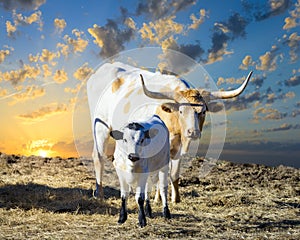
<box><xmin>0</xmin><ymin>183</ymin><xmax>119</xmax><ymax>215</ymax></box>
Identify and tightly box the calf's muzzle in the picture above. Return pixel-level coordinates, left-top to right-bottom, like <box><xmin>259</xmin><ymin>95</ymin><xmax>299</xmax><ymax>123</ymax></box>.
<box><xmin>128</xmin><ymin>153</ymin><xmax>140</xmax><ymax>162</ymax></box>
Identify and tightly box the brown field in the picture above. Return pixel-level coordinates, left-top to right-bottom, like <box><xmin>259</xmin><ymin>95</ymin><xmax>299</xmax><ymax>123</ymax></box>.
<box><xmin>0</xmin><ymin>152</ymin><xmax>299</xmax><ymax>239</ymax></box>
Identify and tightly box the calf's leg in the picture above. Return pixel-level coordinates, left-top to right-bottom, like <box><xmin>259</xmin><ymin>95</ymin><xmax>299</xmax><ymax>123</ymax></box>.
<box><xmin>137</xmin><ymin>195</ymin><xmax>146</xmax><ymax>227</ymax></box>
<box><xmin>117</xmin><ymin>174</ymin><xmax>129</xmax><ymax>224</ymax></box>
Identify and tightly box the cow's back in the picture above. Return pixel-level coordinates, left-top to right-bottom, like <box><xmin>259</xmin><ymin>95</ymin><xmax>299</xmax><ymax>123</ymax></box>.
<box><xmin>87</xmin><ymin>62</ymin><xmax>189</xmax><ymax>129</ymax></box>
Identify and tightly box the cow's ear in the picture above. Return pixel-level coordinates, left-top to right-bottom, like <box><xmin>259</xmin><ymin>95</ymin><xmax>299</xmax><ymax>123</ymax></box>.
<box><xmin>110</xmin><ymin>130</ymin><xmax>124</xmax><ymax>140</ymax></box>
<box><xmin>161</xmin><ymin>103</ymin><xmax>179</xmax><ymax>113</ymax></box>
<box><xmin>206</xmin><ymin>101</ymin><xmax>224</xmax><ymax>113</ymax></box>
<box><xmin>145</xmin><ymin>128</ymin><xmax>158</xmax><ymax>139</ymax></box>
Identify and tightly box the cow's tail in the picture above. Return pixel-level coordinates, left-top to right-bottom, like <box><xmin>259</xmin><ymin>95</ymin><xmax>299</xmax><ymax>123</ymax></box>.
<box><xmin>93</xmin><ymin>118</ymin><xmax>110</xmax><ymax>155</ymax></box>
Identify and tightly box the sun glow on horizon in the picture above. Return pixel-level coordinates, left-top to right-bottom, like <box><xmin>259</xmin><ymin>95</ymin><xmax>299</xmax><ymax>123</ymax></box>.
<box><xmin>36</xmin><ymin>149</ymin><xmax>50</xmax><ymax>158</ymax></box>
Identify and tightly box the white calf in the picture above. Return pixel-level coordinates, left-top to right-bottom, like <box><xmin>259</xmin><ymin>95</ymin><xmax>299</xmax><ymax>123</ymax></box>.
<box><xmin>110</xmin><ymin>115</ymin><xmax>171</xmax><ymax>227</ymax></box>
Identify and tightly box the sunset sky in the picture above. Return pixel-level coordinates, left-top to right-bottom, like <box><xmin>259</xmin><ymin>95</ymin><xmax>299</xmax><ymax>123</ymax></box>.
<box><xmin>0</xmin><ymin>0</ymin><xmax>299</xmax><ymax>167</ymax></box>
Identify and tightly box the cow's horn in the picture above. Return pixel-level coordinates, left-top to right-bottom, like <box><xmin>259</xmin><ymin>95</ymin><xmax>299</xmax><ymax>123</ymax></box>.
<box><xmin>140</xmin><ymin>74</ymin><xmax>175</xmax><ymax>101</ymax></box>
<box><xmin>210</xmin><ymin>71</ymin><xmax>253</xmax><ymax>99</ymax></box>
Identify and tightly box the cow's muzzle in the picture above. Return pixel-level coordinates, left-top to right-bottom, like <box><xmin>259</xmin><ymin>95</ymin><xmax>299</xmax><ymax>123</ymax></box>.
<box><xmin>187</xmin><ymin>129</ymin><xmax>201</xmax><ymax>139</ymax></box>
<box><xmin>128</xmin><ymin>153</ymin><xmax>140</xmax><ymax>162</ymax></box>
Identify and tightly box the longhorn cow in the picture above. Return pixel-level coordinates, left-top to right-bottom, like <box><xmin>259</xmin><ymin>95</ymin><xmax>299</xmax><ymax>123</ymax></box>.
<box><xmin>87</xmin><ymin>62</ymin><xmax>252</xmax><ymax>203</ymax></box>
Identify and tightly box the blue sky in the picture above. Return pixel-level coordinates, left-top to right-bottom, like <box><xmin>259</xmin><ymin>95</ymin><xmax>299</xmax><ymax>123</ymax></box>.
<box><xmin>0</xmin><ymin>0</ymin><xmax>299</xmax><ymax>167</ymax></box>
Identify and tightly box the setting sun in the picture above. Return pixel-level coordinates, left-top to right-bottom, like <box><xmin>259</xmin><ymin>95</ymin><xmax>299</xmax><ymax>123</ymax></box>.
<box><xmin>37</xmin><ymin>149</ymin><xmax>49</xmax><ymax>158</ymax></box>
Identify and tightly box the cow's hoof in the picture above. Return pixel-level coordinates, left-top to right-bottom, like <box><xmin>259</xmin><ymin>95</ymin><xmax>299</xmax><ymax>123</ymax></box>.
<box><xmin>145</xmin><ymin>200</ymin><xmax>153</xmax><ymax>218</ymax></box>
<box><xmin>171</xmin><ymin>196</ymin><xmax>181</xmax><ymax>203</ymax></box>
<box><xmin>118</xmin><ymin>211</ymin><xmax>127</xmax><ymax>224</ymax></box>
<box><xmin>93</xmin><ymin>182</ymin><xmax>103</xmax><ymax>199</ymax></box>
<box><xmin>163</xmin><ymin>206</ymin><xmax>171</xmax><ymax>219</ymax></box>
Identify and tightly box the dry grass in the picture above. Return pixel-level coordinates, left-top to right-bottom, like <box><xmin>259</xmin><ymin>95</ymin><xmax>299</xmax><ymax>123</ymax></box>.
<box><xmin>0</xmin><ymin>153</ymin><xmax>299</xmax><ymax>239</ymax></box>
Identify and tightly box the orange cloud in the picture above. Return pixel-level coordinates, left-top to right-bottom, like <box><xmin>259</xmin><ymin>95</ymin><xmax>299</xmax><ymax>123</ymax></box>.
<box><xmin>18</xmin><ymin>102</ymin><xmax>68</xmax><ymax>122</ymax></box>
<box><xmin>9</xmin><ymin>85</ymin><xmax>45</xmax><ymax>105</ymax></box>
<box><xmin>2</xmin><ymin>64</ymin><xmax>41</xmax><ymax>85</ymax></box>
<box><xmin>53</xmin><ymin>69</ymin><xmax>68</xmax><ymax>84</ymax></box>
<box><xmin>239</xmin><ymin>55</ymin><xmax>255</xmax><ymax>70</ymax></box>
<box><xmin>188</xmin><ymin>9</ymin><xmax>207</xmax><ymax>30</ymax></box>
<box><xmin>73</xmin><ymin>63</ymin><xmax>93</xmax><ymax>81</ymax></box>
<box><xmin>54</xmin><ymin>18</ymin><xmax>67</xmax><ymax>32</ymax></box>
<box><xmin>39</xmin><ymin>49</ymin><xmax>60</xmax><ymax>65</ymax></box>
<box><xmin>256</xmin><ymin>46</ymin><xmax>279</xmax><ymax>71</ymax></box>
<box><xmin>0</xmin><ymin>87</ymin><xmax>7</xmax><ymax>97</ymax></box>
<box><xmin>6</xmin><ymin>10</ymin><xmax>44</xmax><ymax>37</ymax></box>
<box><xmin>63</xmin><ymin>29</ymin><xmax>88</xmax><ymax>53</ymax></box>
<box><xmin>0</xmin><ymin>49</ymin><xmax>11</xmax><ymax>63</ymax></box>
<box><xmin>283</xmin><ymin>0</ymin><xmax>300</xmax><ymax>30</ymax></box>
<box><xmin>140</xmin><ymin>16</ymin><xmax>184</xmax><ymax>44</ymax></box>
<box><xmin>287</xmin><ymin>32</ymin><xmax>300</xmax><ymax>62</ymax></box>
<box><xmin>6</xmin><ymin>20</ymin><xmax>17</xmax><ymax>37</ymax></box>
<box><xmin>206</xmin><ymin>42</ymin><xmax>233</xmax><ymax>64</ymax></box>
<box><xmin>42</xmin><ymin>64</ymin><xmax>52</xmax><ymax>77</ymax></box>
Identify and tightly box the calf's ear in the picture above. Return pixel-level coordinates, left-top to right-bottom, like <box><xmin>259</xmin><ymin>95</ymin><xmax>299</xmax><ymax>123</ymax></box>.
<box><xmin>145</xmin><ymin>128</ymin><xmax>158</xmax><ymax>139</ymax></box>
<box><xmin>110</xmin><ymin>130</ymin><xmax>124</xmax><ymax>140</ymax></box>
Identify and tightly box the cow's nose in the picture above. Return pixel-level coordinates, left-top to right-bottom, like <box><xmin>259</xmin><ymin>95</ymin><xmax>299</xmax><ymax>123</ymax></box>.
<box><xmin>187</xmin><ymin>129</ymin><xmax>201</xmax><ymax>139</ymax></box>
<box><xmin>128</xmin><ymin>153</ymin><xmax>140</xmax><ymax>162</ymax></box>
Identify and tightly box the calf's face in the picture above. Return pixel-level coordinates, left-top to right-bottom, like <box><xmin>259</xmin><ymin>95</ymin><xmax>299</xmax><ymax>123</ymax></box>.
<box><xmin>111</xmin><ymin>123</ymin><xmax>157</xmax><ymax>162</ymax></box>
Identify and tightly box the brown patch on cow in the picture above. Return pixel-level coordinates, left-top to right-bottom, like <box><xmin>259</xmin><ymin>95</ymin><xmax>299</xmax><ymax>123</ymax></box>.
<box><xmin>137</xmin><ymin>88</ymin><xmax>143</xmax><ymax>95</ymax></box>
<box><xmin>123</xmin><ymin>101</ymin><xmax>131</xmax><ymax>114</ymax></box>
<box><xmin>160</xmin><ymin>84</ymin><xmax>172</xmax><ymax>92</ymax></box>
<box><xmin>170</xmin><ymin>134</ymin><xmax>181</xmax><ymax>159</ymax></box>
<box><xmin>178</xmin><ymin>89</ymin><xmax>203</xmax><ymax>103</ymax></box>
<box><xmin>156</xmin><ymin>106</ymin><xmax>181</xmax><ymax>135</ymax></box>
<box><xmin>124</xmin><ymin>81</ymin><xmax>136</xmax><ymax>98</ymax></box>
<box><xmin>125</xmin><ymin>88</ymin><xmax>134</xmax><ymax>98</ymax></box>
<box><xmin>112</xmin><ymin>77</ymin><xmax>125</xmax><ymax>93</ymax></box>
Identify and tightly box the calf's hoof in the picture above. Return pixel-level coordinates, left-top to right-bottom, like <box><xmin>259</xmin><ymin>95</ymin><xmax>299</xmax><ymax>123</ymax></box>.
<box><xmin>163</xmin><ymin>206</ymin><xmax>171</xmax><ymax>219</ymax></box>
<box><xmin>145</xmin><ymin>200</ymin><xmax>153</xmax><ymax>218</ymax></box>
<box><xmin>138</xmin><ymin>216</ymin><xmax>147</xmax><ymax>228</ymax></box>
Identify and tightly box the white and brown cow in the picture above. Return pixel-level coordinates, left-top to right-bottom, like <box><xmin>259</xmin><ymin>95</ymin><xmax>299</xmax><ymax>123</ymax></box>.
<box><xmin>87</xmin><ymin>62</ymin><xmax>252</xmax><ymax>203</ymax></box>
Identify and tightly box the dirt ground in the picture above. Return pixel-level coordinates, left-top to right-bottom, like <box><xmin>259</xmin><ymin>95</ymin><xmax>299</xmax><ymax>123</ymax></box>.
<box><xmin>0</xmin><ymin>152</ymin><xmax>299</xmax><ymax>239</ymax></box>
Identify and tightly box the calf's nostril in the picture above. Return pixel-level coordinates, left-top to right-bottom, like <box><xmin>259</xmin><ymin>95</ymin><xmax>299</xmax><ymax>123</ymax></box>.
<box><xmin>128</xmin><ymin>153</ymin><xmax>140</xmax><ymax>162</ymax></box>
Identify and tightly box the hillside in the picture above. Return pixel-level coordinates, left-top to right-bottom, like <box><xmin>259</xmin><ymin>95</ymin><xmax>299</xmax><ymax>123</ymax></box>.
<box><xmin>0</xmin><ymin>153</ymin><xmax>299</xmax><ymax>239</ymax></box>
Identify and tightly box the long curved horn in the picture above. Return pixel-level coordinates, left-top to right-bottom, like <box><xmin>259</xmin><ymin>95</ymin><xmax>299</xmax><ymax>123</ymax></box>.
<box><xmin>140</xmin><ymin>74</ymin><xmax>175</xmax><ymax>101</ymax></box>
<box><xmin>210</xmin><ymin>71</ymin><xmax>253</xmax><ymax>99</ymax></box>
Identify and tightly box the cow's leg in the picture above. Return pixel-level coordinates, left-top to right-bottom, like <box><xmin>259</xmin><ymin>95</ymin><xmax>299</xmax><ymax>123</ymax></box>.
<box><xmin>159</xmin><ymin>165</ymin><xmax>171</xmax><ymax>219</ymax></box>
<box><xmin>93</xmin><ymin>147</ymin><xmax>104</xmax><ymax>199</ymax></box>
<box><xmin>154</xmin><ymin>182</ymin><xmax>162</xmax><ymax>202</ymax></box>
<box><xmin>93</xmin><ymin>123</ymin><xmax>111</xmax><ymax>199</ymax></box>
<box><xmin>118</xmin><ymin>196</ymin><xmax>128</xmax><ymax>224</ymax></box>
<box><xmin>170</xmin><ymin>158</ymin><xmax>181</xmax><ymax>203</ymax></box>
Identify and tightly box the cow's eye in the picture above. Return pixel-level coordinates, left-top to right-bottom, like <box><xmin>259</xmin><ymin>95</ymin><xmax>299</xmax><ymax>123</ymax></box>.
<box><xmin>123</xmin><ymin>139</ymin><xmax>127</xmax><ymax>143</ymax></box>
<box><xmin>179</xmin><ymin>110</ymin><xmax>183</xmax><ymax>114</ymax></box>
<box><xmin>202</xmin><ymin>110</ymin><xmax>206</xmax><ymax>115</ymax></box>
<box><xmin>141</xmin><ymin>138</ymin><xmax>144</xmax><ymax>144</ymax></box>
